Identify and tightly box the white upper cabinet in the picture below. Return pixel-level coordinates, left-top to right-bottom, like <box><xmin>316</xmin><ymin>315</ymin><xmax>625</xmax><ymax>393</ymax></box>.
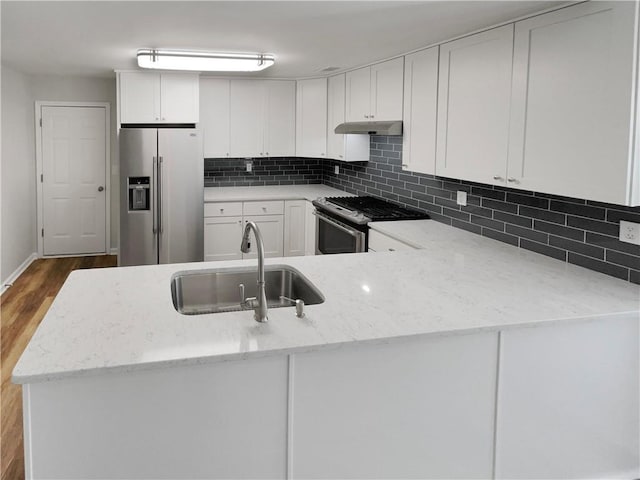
<box><xmin>346</xmin><ymin>58</ymin><xmax>404</xmax><ymax>122</ymax></box>
<box><xmin>296</xmin><ymin>78</ymin><xmax>327</xmax><ymax>158</ymax></box>
<box><xmin>230</xmin><ymin>80</ymin><xmax>265</xmax><ymax>158</ymax></box>
<box><xmin>264</xmin><ymin>81</ymin><xmax>296</xmax><ymax>157</ymax></box>
<box><xmin>201</xmin><ymin>79</ymin><xmax>295</xmax><ymax>159</ymax></box>
<box><xmin>402</xmin><ymin>47</ymin><xmax>439</xmax><ymax>175</ymax></box>
<box><xmin>119</xmin><ymin>72</ymin><xmax>199</xmax><ymax>124</ymax></box>
<box><xmin>160</xmin><ymin>73</ymin><xmax>200</xmax><ymax>123</ymax></box>
<box><xmin>327</xmin><ymin>74</ymin><xmax>369</xmax><ymax>162</ymax></box>
<box><xmin>435</xmin><ymin>25</ymin><xmax>514</xmax><ymax>186</ymax></box>
<box><xmin>507</xmin><ymin>1</ymin><xmax>638</xmax><ymax>205</ymax></box>
<box><xmin>200</xmin><ymin>78</ymin><xmax>230</xmax><ymax>158</ymax></box>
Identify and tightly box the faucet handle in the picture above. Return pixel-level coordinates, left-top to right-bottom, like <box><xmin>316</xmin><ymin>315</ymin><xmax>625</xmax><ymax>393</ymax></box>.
<box><xmin>239</xmin><ymin>284</ymin><xmax>245</xmax><ymax>306</ymax></box>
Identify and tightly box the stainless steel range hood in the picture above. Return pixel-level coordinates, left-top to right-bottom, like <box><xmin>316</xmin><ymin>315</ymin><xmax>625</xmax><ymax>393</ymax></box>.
<box><xmin>334</xmin><ymin>120</ymin><xmax>403</xmax><ymax>136</ymax></box>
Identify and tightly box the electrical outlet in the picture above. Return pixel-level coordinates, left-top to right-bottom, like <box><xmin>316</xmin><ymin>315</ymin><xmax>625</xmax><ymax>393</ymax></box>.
<box><xmin>456</xmin><ymin>191</ymin><xmax>467</xmax><ymax>206</ymax></box>
<box><xmin>334</xmin><ymin>165</ymin><xmax>339</xmax><ymax>175</ymax></box>
<box><xmin>245</xmin><ymin>161</ymin><xmax>252</xmax><ymax>172</ymax></box>
<box><xmin>619</xmin><ymin>220</ymin><xmax>640</xmax><ymax>245</ymax></box>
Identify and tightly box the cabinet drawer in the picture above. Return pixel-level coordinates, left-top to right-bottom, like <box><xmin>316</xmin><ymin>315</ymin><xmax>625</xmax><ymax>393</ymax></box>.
<box><xmin>204</xmin><ymin>202</ymin><xmax>243</xmax><ymax>218</ymax></box>
<box><xmin>243</xmin><ymin>200</ymin><xmax>285</xmax><ymax>216</ymax></box>
<box><xmin>368</xmin><ymin>230</ymin><xmax>416</xmax><ymax>252</ymax></box>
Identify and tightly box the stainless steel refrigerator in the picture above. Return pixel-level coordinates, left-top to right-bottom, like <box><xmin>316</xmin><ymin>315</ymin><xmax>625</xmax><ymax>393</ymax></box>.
<box><xmin>119</xmin><ymin>128</ymin><xmax>203</xmax><ymax>266</ymax></box>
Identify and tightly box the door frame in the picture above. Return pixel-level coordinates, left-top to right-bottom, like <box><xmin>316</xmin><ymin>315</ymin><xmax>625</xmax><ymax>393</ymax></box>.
<box><xmin>35</xmin><ymin>101</ymin><xmax>111</xmax><ymax>257</ymax></box>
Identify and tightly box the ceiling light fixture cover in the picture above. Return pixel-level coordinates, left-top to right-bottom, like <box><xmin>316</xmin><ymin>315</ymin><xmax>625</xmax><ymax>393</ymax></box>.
<box><xmin>137</xmin><ymin>49</ymin><xmax>275</xmax><ymax>72</ymax></box>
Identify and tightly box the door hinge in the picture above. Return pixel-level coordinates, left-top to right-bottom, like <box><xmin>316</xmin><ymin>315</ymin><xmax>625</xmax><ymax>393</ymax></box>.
<box><xmin>40</xmin><ymin>173</ymin><xmax>43</xmax><ymax>183</ymax></box>
<box><xmin>39</xmin><ymin>118</ymin><xmax>42</xmax><ymax>127</ymax></box>
<box><xmin>41</xmin><ymin>228</ymin><xmax>44</xmax><ymax>238</ymax></box>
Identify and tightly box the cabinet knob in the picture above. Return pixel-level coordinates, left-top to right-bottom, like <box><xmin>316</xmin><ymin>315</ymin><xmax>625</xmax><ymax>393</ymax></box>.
<box><xmin>220</xmin><ymin>208</ymin><xmax>224</xmax><ymax>212</ymax></box>
<box><xmin>364</xmin><ymin>115</ymin><xmax>369</xmax><ymax>119</ymax></box>
<box><xmin>161</xmin><ymin>117</ymin><xmax>165</xmax><ymax>121</ymax></box>
<box><xmin>493</xmin><ymin>175</ymin><xmax>504</xmax><ymax>181</ymax></box>
<box><xmin>155</xmin><ymin>117</ymin><xmax>159</xmax><ymax>120</ymax></box>
<box><xmin>226</xmin><ymin>153</ymin><xmax>229</xmax><ymax>157</ymax></box>
<box><xmin>402</xmin><ymin>164</ymin><xmax>408</xmax><ymax>167</ymax></box>
<box><xmin>339</xmin><ymin>155</ymin><xmax>343</xmax><ymax>158</ymax></box>
<box><xmin>320</xmin><ymin>153</ymin><xmax>325</xmax><ymax>156</ymax></box>
<box><xmin>370</xmin><ymin>115</ymin><xmax>375</xmax><ymax>119</ymax></box>
<box><xmin>266</xmin><ymin>152</ymin><xmax>269</xmax><ymax>156</ymax></box>
<box><xmin>507</xmin><ymin>177</ymin><xmax>520</xmax><ymax>184</ymax></box>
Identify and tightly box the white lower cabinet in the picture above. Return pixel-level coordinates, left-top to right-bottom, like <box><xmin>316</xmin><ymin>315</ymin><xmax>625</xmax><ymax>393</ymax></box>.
<box><xmin>291</xmin><ymin>332</ymin><xmax>499</xmax><ymax>478</ymax></box>
<box><xmin>242</xmin><ymin>214</ymin><xmax>284</xmax><ymax>259</ymax></box>
<box><xmin>368</xmin><ymin>230</ymin><xmax>416</xmax><ymax>252</ymax></box>
<box><xmin>23</xmin><ymin>316</ymin><xmax>638</xmax><ymax>479</ymax></box>
<box><xmin>304</xmin><ymin>200</ymin><xmax>316</xmax><ymax>256</ymax></box>
<box><xmin>283</xmin><ymin>200</ymin><xmax>306</xmax><ymax>257</ymax></box>
<box><xmin>496</xmin><ymin>316</ymin><xmax>639</xmax><ymax>479</ymax></box>
<box><xmin>204</xmin><ymin>199</ymin><xmax>312</xmax><ymax>260</ymax></box>
<box><xmin>203</xmin><ymin>216</ymin><xmax>243</xmax><ymax>262</ymax></box>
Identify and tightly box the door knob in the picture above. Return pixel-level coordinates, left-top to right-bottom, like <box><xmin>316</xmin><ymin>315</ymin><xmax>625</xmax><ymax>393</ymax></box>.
<box><xmin>98</xmin><ymin>186</ymin><xmax>104</xmax><ymax>192</ymax></box>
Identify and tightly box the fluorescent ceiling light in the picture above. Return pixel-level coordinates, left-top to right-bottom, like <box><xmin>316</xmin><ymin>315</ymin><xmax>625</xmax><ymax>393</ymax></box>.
<box><xmin>137</xmin><ymin>49</ymin><xmax>275</xmax><ymax>72</ymax></box>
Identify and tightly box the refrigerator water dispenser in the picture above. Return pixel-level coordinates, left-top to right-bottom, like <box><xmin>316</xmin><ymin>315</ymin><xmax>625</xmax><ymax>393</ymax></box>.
<box><xmin>128</xmin><ymin>177</ymin><xmax>150</xmax><ymax>211</ymax></box>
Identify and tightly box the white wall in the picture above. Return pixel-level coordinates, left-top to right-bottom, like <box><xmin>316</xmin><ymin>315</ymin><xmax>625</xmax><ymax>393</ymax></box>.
<box><xmin>30</xmin><ymin>74</ymin><xmax>118</xmax><ymax>251</ymax></box>
<box><xmin>1</xmin><ymin>65</ymin><xmax>36</xmax><ymax>285</ymax></box>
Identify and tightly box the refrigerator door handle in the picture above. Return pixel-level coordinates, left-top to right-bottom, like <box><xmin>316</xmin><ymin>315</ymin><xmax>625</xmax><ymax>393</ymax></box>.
<box><xmin>152</xmin><ymin>156</ymin><xmax>158</xmax><ymax>235</ymax></box>
<box><xmin>158</xmin><ymin>156</ymin><xmax>164</xmax><ymax>234</ymax></box>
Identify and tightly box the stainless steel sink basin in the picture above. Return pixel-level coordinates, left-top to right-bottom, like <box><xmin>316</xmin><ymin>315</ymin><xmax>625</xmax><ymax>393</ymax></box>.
<box><xmin>171</xmin><ymin>265</ymin><xmax>325</xmax><ymax>315</ymax></box>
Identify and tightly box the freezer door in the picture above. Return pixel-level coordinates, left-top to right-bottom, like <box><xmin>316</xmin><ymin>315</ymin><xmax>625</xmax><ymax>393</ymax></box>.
<box><xmin>119</xmin><ymin>129</ymin><xmax>158</xmax><ymax>266</ymax></box>
<box><xmin>158</xmin><ymin>129</ymin><xmax>204</xmax><ymax>264</ymax></box>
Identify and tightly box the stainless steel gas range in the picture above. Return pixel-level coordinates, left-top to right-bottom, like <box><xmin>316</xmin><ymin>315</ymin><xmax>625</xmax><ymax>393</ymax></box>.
<box><xmin>312</xmin><ymin>196</ymin><xmax>430</xmax><ymax>254</ymax></box>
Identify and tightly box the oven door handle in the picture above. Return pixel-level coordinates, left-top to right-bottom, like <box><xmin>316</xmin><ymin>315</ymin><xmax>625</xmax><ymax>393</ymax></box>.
<box><xmin>313</xmin><ymin>210</ymin><xmax>362</xmax><ymax>237</ymax></box>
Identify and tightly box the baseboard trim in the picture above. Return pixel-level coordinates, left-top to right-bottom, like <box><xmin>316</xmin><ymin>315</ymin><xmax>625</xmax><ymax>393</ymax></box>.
<box><xmin>1</xmin><ymin>253</ymin><xmax>38</xmax><ymax>295</ymax></box>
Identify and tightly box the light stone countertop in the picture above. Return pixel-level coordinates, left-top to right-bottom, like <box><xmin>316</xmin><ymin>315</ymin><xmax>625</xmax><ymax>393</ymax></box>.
<box><xmin>204</xmin><ymin>184</ymin><xmax>351</xmax><ymax>202</ymax></box>
<box><xmin>13</xmin><ymin>217</ymin><xmax>640</xmax><ymax>384</ymax></box>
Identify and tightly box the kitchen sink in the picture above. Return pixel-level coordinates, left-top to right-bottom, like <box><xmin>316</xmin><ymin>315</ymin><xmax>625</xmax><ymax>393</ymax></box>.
<box><xmin>171</xmin><ymin>264</ymin><xmax>325</xmax><ymax>315</ymax></box>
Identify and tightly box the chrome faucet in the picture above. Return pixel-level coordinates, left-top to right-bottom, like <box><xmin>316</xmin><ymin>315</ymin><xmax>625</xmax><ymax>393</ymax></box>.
<box><xmin>240</xmin><ymin>221</ymin><xmax>268</xmax><ymax>323</ymax></box>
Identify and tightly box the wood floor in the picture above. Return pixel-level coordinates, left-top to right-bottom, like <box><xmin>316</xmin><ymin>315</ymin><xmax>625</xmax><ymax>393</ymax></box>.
<box><xmin>1</xmin><ymin>255</ymin><xmax>117</xmax><ymax>480</ymax></box>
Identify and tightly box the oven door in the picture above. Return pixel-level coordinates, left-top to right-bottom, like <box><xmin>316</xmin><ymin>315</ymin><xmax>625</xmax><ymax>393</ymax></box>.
<box><xmin>315</xmin><ymin>210</ymin><xmax>367</xmax><ymax>254</ymax></box>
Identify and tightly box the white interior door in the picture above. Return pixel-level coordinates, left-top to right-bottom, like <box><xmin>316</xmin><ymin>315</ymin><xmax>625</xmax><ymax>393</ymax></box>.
<box><xmin>41</xmin><ymin>106</ymin><xmax>107</xmax><ymax>255</ymax></box>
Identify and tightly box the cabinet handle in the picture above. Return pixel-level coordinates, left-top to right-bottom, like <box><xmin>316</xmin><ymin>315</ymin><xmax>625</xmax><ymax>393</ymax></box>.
<box><xmin>507</xmin><ymin>177</ymin><xmax>520</xmax><ymax>184</ymax></box>
<box><xmin>402</xmin><ymin>164</ymin><xmax>408</xmax><ymax>167</ymax></box>
<box><xmin>493</xmin><ymin>175</ymin><xmax>504</xmax><ymax>181</ymax></box>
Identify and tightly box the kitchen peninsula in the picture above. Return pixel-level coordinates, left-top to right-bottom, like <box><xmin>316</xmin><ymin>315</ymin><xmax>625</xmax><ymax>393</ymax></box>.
<box><xmin>14</xmin><ymin>216</ymin><xmax>639</xmax><ymax>479</ymax></box>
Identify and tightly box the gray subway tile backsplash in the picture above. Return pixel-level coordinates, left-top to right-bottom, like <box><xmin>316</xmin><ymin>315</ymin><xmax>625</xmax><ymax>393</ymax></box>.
<box><xmin>205</xmin><ymin>137</ymin><xmax>640</xmax><ymax>284</ymax></box>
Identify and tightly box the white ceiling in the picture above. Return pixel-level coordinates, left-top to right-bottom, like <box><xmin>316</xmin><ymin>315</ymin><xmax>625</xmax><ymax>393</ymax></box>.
<box><xmin>1</xmin><ymin>1</ymin><xmax>564</xmax><ymax>79</ymax></box>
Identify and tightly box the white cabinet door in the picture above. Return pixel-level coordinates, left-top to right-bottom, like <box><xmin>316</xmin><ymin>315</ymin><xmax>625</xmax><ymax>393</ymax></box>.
<box><xmin>295</xmin><ymin>78</ymin><xmax>327</xmax><ymax>158</ymax></box>
<box><xmin>402</xmin><ymin>47</ymin><xmax>439</xmax><ymax>175</ymax></box>
<box><xmin>204</xmin><ymin>216</ymin><xmax>243</xmax><ymax>261</ymax></box>
<box><xmin>305</xmin><ymin>201</ymin><xmax>316</xmax><ymax>256</ymax></box>
<box><xmin>264</xmin><ymin>81</ymin><xmax>296</xmax><ymax>157</ymax></box>
<box><xmin>119</xmin><ymin>72</ymin><xmax>160</xmax><ymax>124</ymax></box>
<box><xmin>284</xmin><ymin>200</ymin><xmax>306</xmax><ymax>257</ymax></box>
<box><xmin>160</xmin><ymin>73</ymin><xmax>199</xmax><ymax>123</ymax></box>
<box><xmin>370</xmin><ymin>57</ymin><xmax>404</xmax><ymax>121</ymax></box>
<box><xmin>230</xmin><ymin>80</ymin><xmax>265</xmax><ymax>158</ymax></box>
<box><xmin>327</xmin><ymin>74</ymin><xmax>346</xmax><ymax>160</ymax></box>
<box><xmin>243</xmin><ymin>215</ymin><xmax>284</xmax><ymax>258</ymax></box>
<box><xmin>200</xmin><ymin>78</ymin><xmax>230</xmax><ymax>158</ymax></box>
<box><xmin>436</xmin><ymin>25</ymin><xmax>514</xmax><ymax>186</ymax></box>
<box><xmin>292</xmin><ymin>332</ymin><xmax>498</xmax><ymax>478</ymax></box>
<box><xmin>328</xmin><ymin>74</ymin><xmax>369</xmax><ymax>162</ymax></box>
<box><xmin>345</xmin><ymin>66</ymin><xmax>371</xmax><ymax>122</ymax></box>
<box><xmin>496</xmin><ymin>316</ymin><xmax>639</xmax><ymax>479</ymax></box>
<box><xmin>507</xmin><ymin>1</ymin><xmax>637</xmax><ymax>205</ymax></box>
